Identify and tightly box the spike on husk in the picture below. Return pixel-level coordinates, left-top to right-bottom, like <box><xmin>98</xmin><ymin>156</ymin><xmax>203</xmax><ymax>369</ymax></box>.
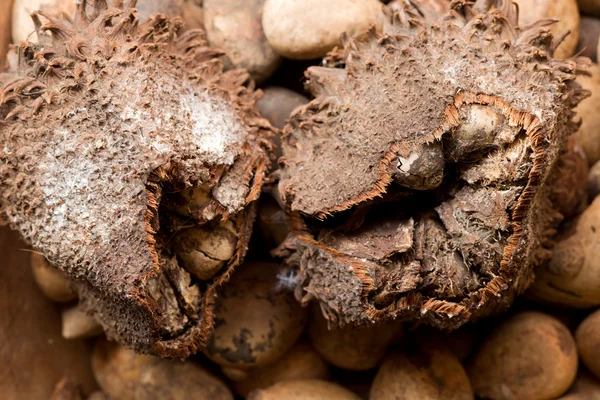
<box><xmin>0</xmin><ymin>1</ymin><xmax>273</xmax><ymax>356</ymax></box>
<box><xmin>276</xmin><ymin>0</ymin><xmax>589</xmax><ymax>329</ymax></box>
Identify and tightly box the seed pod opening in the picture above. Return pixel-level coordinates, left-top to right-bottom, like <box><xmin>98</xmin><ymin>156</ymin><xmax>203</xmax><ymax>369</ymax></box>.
<box><xmin>0</xmin><ymin>1</ymin><xmax>273</xmax><ymax>357</ymax></box>
<box><xmin>276</xmin><ymin>0</ymin><xmax>589</xmax><ymax>329</ymax></box>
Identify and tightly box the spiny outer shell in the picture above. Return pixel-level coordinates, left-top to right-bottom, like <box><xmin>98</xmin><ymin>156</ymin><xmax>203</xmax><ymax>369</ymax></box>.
<box><xmin>276</xmin><ymin>0</ymin><xmax>589</xmax><ymax>329</ymax></box>
<box><xmin>0</xmin><ymin>5</ymin><xmax>273</xmax><ymax>356</ymax></box>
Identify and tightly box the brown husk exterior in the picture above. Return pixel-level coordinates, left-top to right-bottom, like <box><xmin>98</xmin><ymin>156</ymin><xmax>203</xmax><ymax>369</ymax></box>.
<box><xmin>0</xmin><ymin>2</ymin><xmax>272</xmax><ymax>356</ymax></box>
<box><xmin>276</xmin><ymin>0</ymin><xmax>589</xmax><ymax>329</ymax></box>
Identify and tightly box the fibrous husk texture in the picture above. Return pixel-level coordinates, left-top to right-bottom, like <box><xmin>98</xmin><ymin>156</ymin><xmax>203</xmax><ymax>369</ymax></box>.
<box><xmin>276</xmin><ymin>0</ymin><xmax>589</xmax><ymax>329</ymax></box>
<box><xmin>0</xmin><ymin>1</ymin><xmax>272</xmax><ymax>357</ymax></box>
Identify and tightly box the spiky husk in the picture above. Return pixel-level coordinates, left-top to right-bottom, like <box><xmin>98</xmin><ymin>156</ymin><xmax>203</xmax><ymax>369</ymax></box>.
<box><xmin>276</xmin><ymin>0</ymin><xmax>589</xmax><ymax>329</ymax></box>
<box><xmin>0</xmin><ymin>1</ymin><xmax>273</xmax><ymax>356</ymax></box>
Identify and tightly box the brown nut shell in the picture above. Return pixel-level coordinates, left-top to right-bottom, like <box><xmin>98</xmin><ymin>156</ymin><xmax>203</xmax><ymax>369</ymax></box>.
<box><xmin>468</xmin><ymin>311</ymin><xmax>578</xmax><ymax>400</ymax></box>
<box><xmin>31</xmin><ymin>253</ymin><xmax>76</xmax><ymax>303</ymax></box>
<box><xmin>576</xmin><ymin>309</ymin><xmax>600</xmax><ymax>380</ymax></box>
<box><xmin>308</xmin><ymin>307</ymin><xmax>402</xmax><ymax>371</ymax></box>
<box><xmin>528</xmin><ymin>197</ymin><xmax>600</xmax><ymax>307</ymax></box>
<box><xmin>248</xmin><ymin>379</ymin><xmax>360</xmax><ymax>400</ymax></box>
<box><xmin>230</xmin><ymin>341</ymin><xmax>330</xmax><ymax>397</ymax></box>
<box><xmin>203</xmin><ymin>262</ymin><xmax>308</xmax><ymax>369</ymax></box>
<box><xmin>370</xmin><ymin>343</ymin><xmax>474</xmax><ymax>400</ymax></box>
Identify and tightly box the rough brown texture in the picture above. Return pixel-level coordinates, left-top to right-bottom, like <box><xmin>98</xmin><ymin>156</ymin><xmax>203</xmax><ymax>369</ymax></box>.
<box><xmin>0</xmin><ymin>1</ymin><xmax>273</xmax><ymax>357</ymax></box>
<box><xmin>276</xmin><ymin>0</ymin><xmax>589</xmax><ymax>330</ymax></box>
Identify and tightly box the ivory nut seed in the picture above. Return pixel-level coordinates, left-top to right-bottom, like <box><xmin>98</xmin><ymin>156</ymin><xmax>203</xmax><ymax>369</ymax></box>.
<box><xmin>61</xmin><ymin>305</ymin><xmax>103</xmax><ymax>340</ymax></box>
<box><xmin>31</xmin><ymin>252</ymin><xmax>76</xmax><ymax>303</ymax></box>
<box><xmin>203</xmin><ymin>0</ymin><xmax>281</xmax><ymax>83</ymax></box>
<box><xmin>173</xmin><ymin>220</ymin><xmax>237</xmax><ymax>281</ymax></box>
<box><xmin>262</xmin><ymin>0</ymin><xmax>383</xmax><ymax>60</ymax></box>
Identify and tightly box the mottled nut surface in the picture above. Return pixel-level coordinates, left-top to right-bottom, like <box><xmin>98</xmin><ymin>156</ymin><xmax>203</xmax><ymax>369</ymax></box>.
<box><xmin>370</xmin><ymin>344</ymin><xmax>474</xmax><ymax>400</ymax></box>
<box><xmin>204</xmin><ymin>0</ymin><xmax>281</xmax><ymax>83</ymax></box>
<box><xmin>133</xmin><ymin>359</ymin><xmax>234</xmax><ymax>400</ymax></box>
<box><xmin>468</xmin><ymin>311</ymin><xmax>578</xmax><ymax>400</ymax></box>
<box><xmin>262</xmin><ymin>0</ymin><xmax>382</xmax><ymax>59</ymax></box>
<box><xmin>92</xmin><ymin>340</ymin><xmax>233</xmax><ymax>400</ymax></box>
<box><xmin>204</xmin><ymin>262</ymin><xmax>308</xmax><ymax>369</ymax></box>
<box><xmin>574</xmin><ymin>64</ymin><xmax>600</xmax><ymax>166</ymax></box>
<box><xmin>173</xmin><ymin>220</ymin><xmax>237</xmax><ymax>280</ymax></box>
<box><xmin>576</xmin><ymin>309</ymin><xmax>600</xmax><ymax>379</ymax></box>
<box><xmin>31</xmin><ymin>253</ymin><xmax>76</xmax><ymax>303</ymax></box>
<box><xmin>309</xmin><ymin>307</ymin><xmax>402</xmax><ymax>371</ymax></box>
<box><xmin>514</xmin><ymin>0</ymin><xmax>580</xmax><ymax>59</ymax></box>
<box><xmin>231</xmin><ymin>341</ymin><xmax>330</xmax><ymax>397</ymax></box>
<box><xmin>529</xmin><ymin>197</ymin><xmax>600</xmax><ymax>307</ymax></box>
<box><xmin>248</xmin><ymin>379</ymin><xmax>361</xmax><ymax>400</ymax></box>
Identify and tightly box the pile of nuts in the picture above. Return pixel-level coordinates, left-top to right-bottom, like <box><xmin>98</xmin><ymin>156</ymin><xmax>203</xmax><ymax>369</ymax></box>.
<box><xmin>2</xmin><ymin>0</ymin><xmax>600</xmax><ymax>399</ymax></box>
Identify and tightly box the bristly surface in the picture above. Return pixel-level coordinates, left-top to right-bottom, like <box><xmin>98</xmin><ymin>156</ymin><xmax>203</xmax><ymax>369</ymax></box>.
<box><xmin>276</xmin><ymin>0</ymin><xmax>589</xmax><ymax>329</ymax></box>
<box><xmin>0</xmin><ymin>1</ymin><xmax>273</xmax><ymax>356</ymax></box>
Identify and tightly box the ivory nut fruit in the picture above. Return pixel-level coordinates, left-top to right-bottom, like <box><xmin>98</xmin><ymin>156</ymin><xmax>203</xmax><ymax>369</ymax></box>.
<box><xmin>229</xmin><ymin>341</ymin><xmax>330</xmax><ymax>397</ymax></box>
<box><xmin>370</xmin><ymin>343</ymin><xmax>474</xmax><ymax>400</ymax></box>
<box><xmin>262</xmin><ymin>0</ymin><xmax>383</xmax><ymax>60</ymax></box>
<box><xmin>529</xmin><ymin>197</ymin><xmax>600</xmax><ymax>308</ymax></box>
<box><xmin>515</xmin><ymin>0</ymin><xmax>580</xmax><ymax>59</ymax></box>
<box><xmin>92</xmin><ymin>340</ymin><xmax>233</xmax><ymax>400</ymax></box>
<box><xmin>308</xmin><ymin>307</ymin><xmax>402</xmax><ymax>371</ymax></box>
<box><xmin>204</xmin><ymin>0</ymin><xmax>281</xmax><ymax>83</ymax></box>
<box><xmin>248</xmin><ymin>379</ymin><xmax>361</xmax><ymax>400</ymax></box>
<box><xmin>577</xmin><ymin>16</ymin><xmax>600</xmax><ymax>62</ymax></box>
<box><xmin>576</xmin><ymin>309</ymin><xmax>600</xmax><ymax>380</ymax></box>
<box><xmin>275</xmin><ymin>0</ymin><xmax>587</xmax><ymax>331</ymax></box>
<box><xmin>173</xmin><ymin>219</ymin><xmax>237</xmax><ymax>281</ymax></box>
<box><xmin>574</xmin><ymin>64</ymin><xmax>600</xmax><ymax>166</ymax></box>
<box><xmin>61</xmin><ymin>305</ymin><xmax>103</xmax><ymax>340</ymax></box>
<box><xmin>31</xmin><ymin>252</ymin><xmax>76</xmax><ymax>303</ymax></box>
<box><xmin>203</xmin><ymin>262</ymin><xmax>308</xmax><ymax>369</ymax></box>
<box><xmin>468</xmin><ymin>311</ymin><xmax>578</xmax><ymax>400</ymax></box>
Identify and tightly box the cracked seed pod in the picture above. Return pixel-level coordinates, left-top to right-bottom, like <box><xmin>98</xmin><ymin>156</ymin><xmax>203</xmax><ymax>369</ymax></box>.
<box><xmin>276</xmin><ymin>0</ymin><xmax>589</xmax><ymax>329</ymax></box>
<box><xmin>0</xmin><ymin>1</ymin><xmax>273</xmax><ymax>357</ymax></box>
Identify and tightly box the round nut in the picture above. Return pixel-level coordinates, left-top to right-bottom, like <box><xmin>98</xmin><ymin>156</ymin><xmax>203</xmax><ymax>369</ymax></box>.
<box><xmin>248</xmin><ymin>379</ymin><xmax>360</xmax><ymax>400</ymax></box>
<box><xmin>576</xmin><ymin>309</ymin><xmax>600</xmax><ymax>380</ymax></box>
<box><xmin>370</xmin><ymin>343</ymin><xmax>474</xmax><ymax>400</ymax></box>
<box><xmin>203</xmin><ymin>262</ymin><xmax>308</xmax><ymax>369</ymax></box>
<box><xmin>262</xmin><ymin>0</ymin><xmax>382</xmax><ymax>60</ymax></box>
<box><xmin>31</xmin><ymin>253</ymin><xmax>76</xmax><ymax>303</ymax></box>
<box><xmin>203</xmin><ymin>0</ymin><xmax>281</xmax><ymax>83</ymax></box>
<box><xmin>309</xmin><ymin>307</ymin><xmax>402</xmax><ymax>371</ymax></box>
<box><xmin>173</xmin><ymin>220</ymin><xmax>237</xmax><ymax>280</ymax></box>
<box><xmin>468</xmin><ymin>311</ymin><xmax>578</xmax><ymax>400</ymax></box>
<box><xmin>231</xmin><ymin>341</ymin><xmax>330</xmax><ymax>397</ymax></box>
